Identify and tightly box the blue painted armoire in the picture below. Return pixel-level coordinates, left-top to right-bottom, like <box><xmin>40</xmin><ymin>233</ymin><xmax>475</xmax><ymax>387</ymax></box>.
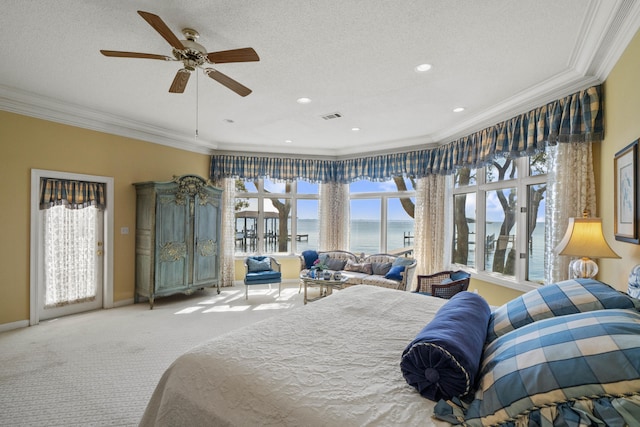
<box><xmin>133</xmin><ymin>175</ymin><xmax>222</xmax><ymax>308</ymax></box>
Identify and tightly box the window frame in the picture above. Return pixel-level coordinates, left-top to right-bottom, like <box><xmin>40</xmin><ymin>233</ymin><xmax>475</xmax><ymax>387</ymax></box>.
<box><xmin>234</xmin><ymin>180</ymin><xmax>318</xmax><ymax>255</ymax></box>
<box><xmin>449</xmin><ymin>155</ymin><xmax>546</xmax><ymax>291</ymax></box>
<box><xmin>349</xmin><ymin>180</ymin><xmax>416</xmax><ymax>255</ymax></box>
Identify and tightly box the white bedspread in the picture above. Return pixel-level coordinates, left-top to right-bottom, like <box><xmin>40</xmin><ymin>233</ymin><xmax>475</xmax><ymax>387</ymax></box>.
<box><xmin>140</xmin><ymin>285</ymin><xmax>451</xmax><ymax>426</ymax></box>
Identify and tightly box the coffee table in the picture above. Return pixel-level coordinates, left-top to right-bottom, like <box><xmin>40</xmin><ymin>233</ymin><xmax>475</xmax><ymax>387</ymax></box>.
<box><xmin>300</xmin><ymin>272</ymin><xmax>348</xmax><ymax>304</ymax></box>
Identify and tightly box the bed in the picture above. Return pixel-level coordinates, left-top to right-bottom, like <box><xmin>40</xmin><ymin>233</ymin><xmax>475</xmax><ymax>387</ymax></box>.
<box><xmin>140</xmin><ymin>285</ymin><xmax>452</xmax><ymax>426</ymax></box>
<box><xmin>140</xmin><ymin>280</ymin><xmax>640</xmax><ymax>426</ymax></box>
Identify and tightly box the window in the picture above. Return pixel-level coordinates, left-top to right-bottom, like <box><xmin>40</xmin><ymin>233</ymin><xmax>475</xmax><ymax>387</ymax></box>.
<box><xmin>349</xmin><ymin>178</ymin><xmax>415</xmax><ymax>255</ymax></box>
<box><xmin>296</xmin><ymin>181</ymin><xmax>319</xmax><ymax>253</ymax></box>
<box><xmin>350</xmin><ymin>198</ymin><xmax>381</xmax><ymax>255</ymax></box>
<box><xmin>451</xmin><ymin>153</ymin><xmax>547</xmax><ymax>284</ymax></box>
<box><xmin>234</xmin><ymin>179</ymin><xmax>318</xmax><ymax>255</ymax></box>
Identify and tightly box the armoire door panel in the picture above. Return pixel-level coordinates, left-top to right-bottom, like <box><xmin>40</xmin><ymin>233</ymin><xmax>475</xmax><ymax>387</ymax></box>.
<box><xmin>193</xmin><ymin>196</ymin><xmax>219</xmax><ymax>285</ymax></box>
<box><xmin>155</xmin><ymin>193</ymin><xmax>189</xmax><ymax>291</ymax></box>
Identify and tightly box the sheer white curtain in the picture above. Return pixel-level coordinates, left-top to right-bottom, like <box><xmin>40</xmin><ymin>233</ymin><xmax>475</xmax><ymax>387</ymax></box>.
<box><xmin>413</xmin><ymin>174</ymin><xmax>447</xmax><ymax>285</ymax></box>
<box><xmin>44</xmin><ymin>205</ymin><xmax>98</xmax><ymax>306</ymax></box>
<box><xmin>214</xmin><ymin>178</ymin><xmax>236</xmax><ymax>287</ymax></box>
<box><xmin>319</xmin><ymin>182</ymin><xmax>349</xmax><ymax>251</ymax></box>
<box><xmin>544</xmin><ymin>142</ymin><xmax>596</xmax><ymax>284</ymax></box>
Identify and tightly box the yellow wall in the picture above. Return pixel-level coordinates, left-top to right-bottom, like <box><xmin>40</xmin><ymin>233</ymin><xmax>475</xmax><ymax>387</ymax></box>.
<box><xmin>597</xmin><ymin>29</ymin><xmax>640</xmax><ymax>291</ymax></box>
<box><xmin>0</xmin><ymin>111</ymin><xmax>211</xmax><ymax>325</ymax></box>
<box><xmin>467</xmin><ymin>278</ymin><xmax>526</xmax><ymax>307</ymax></box>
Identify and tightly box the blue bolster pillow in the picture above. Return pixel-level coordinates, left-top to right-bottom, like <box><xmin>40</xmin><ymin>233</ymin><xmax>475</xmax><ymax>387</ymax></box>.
<box><xmin>400</xmin><ymin>292</ymin><xmax>491</xmax><ymax>401</ymax></box>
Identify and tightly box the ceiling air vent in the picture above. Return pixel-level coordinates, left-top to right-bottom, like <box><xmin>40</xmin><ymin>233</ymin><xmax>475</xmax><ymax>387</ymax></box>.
<box><xmin>321</xmin><ymin>112</ymin><xmax>342</xmax><ymax>120</ymax></box>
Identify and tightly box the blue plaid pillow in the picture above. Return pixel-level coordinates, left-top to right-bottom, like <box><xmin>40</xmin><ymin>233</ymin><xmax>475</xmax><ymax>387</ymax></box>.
<box><xmin>435</xmin><ymin>309</ymin><xmax>640</xmax><ymax>426</ymax></box>
<box><xmin>486</xmin><ymin>278</ymin><xmax>640</xmax><ymax>343</ymax></box>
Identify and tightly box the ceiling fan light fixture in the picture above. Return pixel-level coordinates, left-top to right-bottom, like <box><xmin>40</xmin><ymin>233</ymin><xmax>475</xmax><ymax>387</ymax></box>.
<box><xmin>180</xmin><ymin>29</ymin><xmax>207</xmax><ymax>55</ymax></box>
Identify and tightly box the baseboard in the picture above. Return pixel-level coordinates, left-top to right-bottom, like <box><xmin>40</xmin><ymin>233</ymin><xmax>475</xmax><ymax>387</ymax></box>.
<box><xmin>0</xmin><ymin>319</ymin><xmax>29</xmax><ymax>333</ymax></box>
<box><xmin>112</xmin><ymin>298</ymin><xmax>134</xmax><ymax>308</ymax></box>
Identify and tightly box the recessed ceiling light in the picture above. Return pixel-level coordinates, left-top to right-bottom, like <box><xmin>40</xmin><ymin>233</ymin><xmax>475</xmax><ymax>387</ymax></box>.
<box><xmin>296</xmin><ymin>97</ymin><xmax>312</xmax><ymax>104</ymax></box>
<box><xmin>453</xmin><ymin>107</ymin><xmax>465</xmax><ymax>113</ymax></box>
<box><xmin>284</xmin><ymin>139</ymin><xmax>293</xmax><ymax>143</ymax></box>
<box><xmin>414</xmin><ymin>63</ymin><xmax>432</xmax><ymax>72</ymax></box>
<box><xmin>351</xmin><ymin>127</ymin><xmax>361</xmax><ymax>132</ymax></box>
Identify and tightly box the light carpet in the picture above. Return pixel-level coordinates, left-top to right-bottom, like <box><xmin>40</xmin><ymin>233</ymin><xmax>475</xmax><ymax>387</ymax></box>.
<box><xmin>0</xmin><ymin>284</ymin><xmax>307</xmax><ymax>426</ymax></box>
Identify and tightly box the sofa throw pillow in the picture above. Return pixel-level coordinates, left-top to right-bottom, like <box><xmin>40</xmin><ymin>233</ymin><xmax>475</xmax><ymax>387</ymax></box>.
<box><xmin>344</xmin><ymin>260</ymin><xmax>361</xmax><ymax>272</ymax></box>
<box><xmin>318</xmin><ymin>253</ymin><xmax>329</xmax><ymax>265</ymax></box>
<box><xmin>392</xmin><ymin>257</ymin><xmax>415</xmax><ymax>267</ymax></box>
<box><xmin>360</xmin><ymin>263</ymin><xmax>373</xmax><ymax>275</ymax></box>
<box><xmin>384</xmin><ymin>265</ymin><xmax>405</xmax><ymax>281</ymax></box>
<box><xmin>247</xmin><ymin>257</ymin><xmax>271</xmax><ymax>272</ymax></box>
<box><xmin>371</xmin><ymin>262</ymin><xmax>392</xmax><ymax>276</ymax></box>
<box><xmin>301</xmin><ymin>250</ymin><xmax>318</xmax><ymax>269</ymax></box>
<box><xmin>345</xmin><ymin>260</ymin><xmax>373</xmax><ymax>274</ymax></box>
<box><xmin>325</xmin><ymin>257</ymin><xmax>347</xmax><ymax>271</ymax></box>
<box><xmin>486</xmin><ymin>278</ymin><xmax>640</xmax><ymax>343</ymax></box>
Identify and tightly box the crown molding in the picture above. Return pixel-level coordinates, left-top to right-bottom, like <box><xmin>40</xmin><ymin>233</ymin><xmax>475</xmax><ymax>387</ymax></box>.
<box><xmin>589</xmin><ymin>0</ymin><xmax>640</xmax><ymax>79</ymax></box>
<box><xmin>430</xmin><ymin>72</ymin><xmax>601</xmax><ymax>146</ymax></box>
<box><xmin>0</xmin><ymin>85</ymin><xmax>216</xmax><ymax>155</ymax></box>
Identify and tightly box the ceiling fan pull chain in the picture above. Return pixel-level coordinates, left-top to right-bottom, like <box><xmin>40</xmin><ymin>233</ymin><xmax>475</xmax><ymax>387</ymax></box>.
<box><xmin>195</xmin><ymin>72</ymin><xmax>199</xmax><ymax>139</ymax></box>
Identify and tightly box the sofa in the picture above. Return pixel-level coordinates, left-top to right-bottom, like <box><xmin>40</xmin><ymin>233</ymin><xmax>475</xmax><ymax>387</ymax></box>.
<box><xmin>300</xmin><ymin>250</ymin><xmax>417</xmax><ymax>291</ymax></box>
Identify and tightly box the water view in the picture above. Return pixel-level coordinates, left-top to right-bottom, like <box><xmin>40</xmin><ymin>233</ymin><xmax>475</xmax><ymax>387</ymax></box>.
<box><xmin>235</xmin><ymin>219</ymin><xmax>414</xmax><ymax>256</ymax></box>
<box><xmin>459</xmin><ymin>222</ymin><xmax>545</xmax><ymax>282</ymax></box>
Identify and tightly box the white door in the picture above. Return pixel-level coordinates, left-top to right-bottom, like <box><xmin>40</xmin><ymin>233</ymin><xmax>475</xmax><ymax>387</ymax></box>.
<box><xmin>30</xmin><ymin>169</ymin><xmax>114</xmax><ymax>325</ymax></box>
<box><xmin>38</xmin><ymin>205</ymin><xmax>104</xmax><ymax>320</ymax></box>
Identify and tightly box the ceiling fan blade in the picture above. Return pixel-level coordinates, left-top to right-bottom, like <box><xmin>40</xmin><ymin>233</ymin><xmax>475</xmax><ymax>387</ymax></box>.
<box><xmin>137</xmin><ymin>10</ymin><xmax>185</xmax><ymax>50</ymax></box>
<box><xmin>100</xmin><ymin>50</ymin><xmax>174</xmax><ymax>61</ymax></box>
<box><xmin>204</xmin><ymin>68</ymin><xmax>252</xmax><ymax>97</ymax></box>
<box><xmin>207</xmin><ymin>47</ymin><xmax>260</xmax><ymax>64</ymax></box>
<box><xmin>169</xmin><ymin>69</ymin><xmax>191</xmax><ymax>93</ymax></box>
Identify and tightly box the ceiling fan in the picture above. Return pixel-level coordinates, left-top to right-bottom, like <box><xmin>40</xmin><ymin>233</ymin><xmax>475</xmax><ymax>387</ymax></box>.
<box><xmin>100</xmin><ymin>10</ymin><xmax>259</xmax><ymax>96</ymax></box>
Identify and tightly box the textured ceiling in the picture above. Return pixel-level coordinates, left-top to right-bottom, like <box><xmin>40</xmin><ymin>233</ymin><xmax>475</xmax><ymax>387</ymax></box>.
<box><xmin>1</xmin><ymin>1</ymin><xmax>639</xmax><ymax>157</ymax></box>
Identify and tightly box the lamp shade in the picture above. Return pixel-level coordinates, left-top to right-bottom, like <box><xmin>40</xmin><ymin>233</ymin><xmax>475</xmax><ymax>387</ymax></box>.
<box><xmin>555</xmin><ymin>218</ymin><xmax>620</xmax><ymax>259</ymax></box>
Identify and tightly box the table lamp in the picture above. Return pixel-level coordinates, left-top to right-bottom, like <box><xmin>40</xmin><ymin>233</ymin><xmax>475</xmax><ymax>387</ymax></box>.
<box><xmin>555</xmin><ymin>215</ymin><xmax>620</xmax><ymax>279</ymax></box>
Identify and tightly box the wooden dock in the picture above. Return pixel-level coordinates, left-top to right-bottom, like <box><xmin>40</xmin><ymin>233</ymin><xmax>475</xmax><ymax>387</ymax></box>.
<box><xmin>388</xmin><ymin>246</ymin><xmax>414</xmax><ymax>257</ymax></box>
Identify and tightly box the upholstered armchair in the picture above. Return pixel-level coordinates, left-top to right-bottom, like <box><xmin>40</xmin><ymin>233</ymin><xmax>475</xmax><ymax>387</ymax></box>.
<box><xmin>414</xmin><ymin>270</ymin><xmax>470</xmax><ymax>299</ymax></box>
<box><xmin>244</xmin><ymin>256</ymin><xmax>282</xmax><ymax>300</ymax></box>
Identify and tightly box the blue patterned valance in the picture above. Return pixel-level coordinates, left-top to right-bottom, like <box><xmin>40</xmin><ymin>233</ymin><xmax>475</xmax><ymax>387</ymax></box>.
<box><xmin>39</xmin><ymin>178</ymin><xmax>106</xmax><ymax>210</ymax></box>
<box><xmin>210</xmin><ymin>85</ymin><xmax>603</xmax><ymax>183</ymax></box>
